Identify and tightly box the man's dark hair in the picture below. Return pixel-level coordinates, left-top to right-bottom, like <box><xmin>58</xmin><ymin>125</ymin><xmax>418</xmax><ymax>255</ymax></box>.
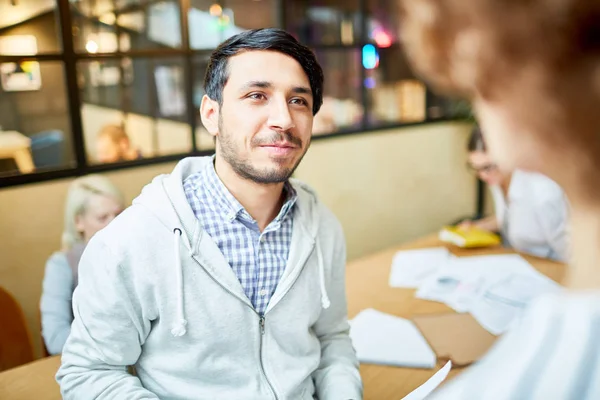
<box><xmin>468</xmin><ymin>125</ymin><xmax>487</xmax><ymax>152</ymax></box>
<box><xmin>203</xmin><ymin>28</ymin><xmax>324</xmax><ymax>115</ymax></box>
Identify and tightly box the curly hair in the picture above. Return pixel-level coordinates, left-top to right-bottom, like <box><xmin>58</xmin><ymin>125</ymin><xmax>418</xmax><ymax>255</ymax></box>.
<box><xmin>399</xmin><ymin>0</ymin><xmax>600</xmax><ymax>153</ymax></box>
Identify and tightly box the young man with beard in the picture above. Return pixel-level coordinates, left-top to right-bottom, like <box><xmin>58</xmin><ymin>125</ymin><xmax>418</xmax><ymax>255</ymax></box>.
<box><xmin>57</xmin><ymin>28</ymin><xmax>362</xmax><ymax>400</ymax></box>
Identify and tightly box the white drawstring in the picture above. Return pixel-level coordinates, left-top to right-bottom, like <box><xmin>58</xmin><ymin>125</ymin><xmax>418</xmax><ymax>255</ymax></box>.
<box><xmin>191</xmin><ymin>221</ymin><xmax>200</xmax><ymax>256</ymax></box>
<box><xmin>170</xmin><ymin>222</ymin><xmax>327</xmax><ymax>334</ymax></box>
<box><xmin>316</xmin><ymin>241</ymin><xmax>330</xmax><ymax>309</ymax></box>
<box><xmin>171</xmin><ymin>228</ymin><xmax>188</xmax><ymax>337</ymax></box>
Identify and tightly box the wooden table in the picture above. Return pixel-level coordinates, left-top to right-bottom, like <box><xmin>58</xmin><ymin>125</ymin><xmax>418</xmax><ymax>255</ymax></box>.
<box><xmin>0</xmin><ymin>355</ymin><xmax>61</xmax><ymax>400</ymax></box>
<box><xmin>0</xmin><ymin>235</ymin><xmax>565</xmax><ymax>399</ymax></box>
<box><xmin>0</xmin><ymin>131</ymin><xmax>35</xmax><ymax>173</ymax></box>
<box><xmin>347</xmin><ymin>234</ymin><xmax>566</xmax><ymax>400</ymax></box>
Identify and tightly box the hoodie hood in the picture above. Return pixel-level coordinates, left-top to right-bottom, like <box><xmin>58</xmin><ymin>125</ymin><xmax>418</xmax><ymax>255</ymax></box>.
<box><xmin>132</xmin><ymin>156</ymin><xmax>330</xmax><ymax>336</ymax></box>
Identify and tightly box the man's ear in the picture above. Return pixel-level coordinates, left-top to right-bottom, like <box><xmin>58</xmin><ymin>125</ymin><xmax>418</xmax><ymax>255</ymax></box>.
<box><xmin>200</xmin><ymin>95</ymin><xmax>219</xmax><ymax>138</ymax></box>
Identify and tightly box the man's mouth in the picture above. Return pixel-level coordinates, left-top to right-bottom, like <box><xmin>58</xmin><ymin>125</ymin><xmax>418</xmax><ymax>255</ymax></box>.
<box><xmin>258</xmin><ymin>142</ymin><xmax>298</xmax><ymax>156</ymax></box>
<box><xmin>260</xmin><ymin>142</ymin><xmax>297</xmax><ymax>149</ymax></box>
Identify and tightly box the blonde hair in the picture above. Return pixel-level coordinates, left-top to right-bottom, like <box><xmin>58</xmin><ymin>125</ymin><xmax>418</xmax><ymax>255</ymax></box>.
<box><xmin>61</xmin><ymin>174</ymin><xmax>125</xmax><ymax>251</ymax></box>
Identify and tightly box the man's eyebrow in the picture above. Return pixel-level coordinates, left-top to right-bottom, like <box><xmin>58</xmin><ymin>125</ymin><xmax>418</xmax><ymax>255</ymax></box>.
<box><xmin>291</xmin><ymin>86</ymin><xmax>312</xmax><ymax>96</ymax></box>
<box><xmin>238</xmin><ymin>81</ymin><xmax>272</xmax><ymax>92</ymax></box>
<box><xmin>238</xmin><ymin>81</ymin><xmax>312</xmax><ymax>97</ymax></box>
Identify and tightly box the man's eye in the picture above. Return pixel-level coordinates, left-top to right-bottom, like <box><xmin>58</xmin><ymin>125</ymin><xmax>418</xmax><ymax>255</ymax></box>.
<box><xmin>290</xmin><ymin>98</ymin><xmax>308</xmax><ymax>106</ymax></box>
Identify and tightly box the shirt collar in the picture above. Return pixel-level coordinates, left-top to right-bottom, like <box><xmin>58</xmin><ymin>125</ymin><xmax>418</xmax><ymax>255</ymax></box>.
<box><xmin>202</xmin><ymin>157</ymin><xmax>298</xmax><ymax>224</ymax></box>
<box><xmin>277</xmin><ymin>182</ymin><xmax>298</xmax><ymax>224</ymax></box>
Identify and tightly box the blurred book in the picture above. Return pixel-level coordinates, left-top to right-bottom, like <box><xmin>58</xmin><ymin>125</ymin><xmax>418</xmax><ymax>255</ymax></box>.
<box><xmin>439</xmin><ymin>226</ymin><xmax>501</xmax><ymax>248</ymax></box>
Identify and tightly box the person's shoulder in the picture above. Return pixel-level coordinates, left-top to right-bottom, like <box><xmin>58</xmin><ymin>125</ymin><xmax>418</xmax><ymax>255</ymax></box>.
<box><xmin>317</xmin><ymin>204</ymin><xmax>343</xmax><ymax>234</ymax></box>
<box><xmin>109</xmin><ymin>201</ymin><xmax>167</xmax><ymax>231</ymax></box>
<box><xmin>47</xmin><ymin>251</ymin><xmax>68</xmax><ymax>265</ymax></box>
<box><xmin>45</xmin><ymin>251</ymin><xmax>71</xmax><ymax>273</ymax></box>
<box><xmin>502</xmin><ymin>291</ymin><xmax>600</xmax><ymax>375</ymax></box>
<box><xmin>509</xmin><ymin>291</ymin><xmax>600</xmax><ymax>344</ymax></box>
<box><xmin>44</xmin><ymin>252</ymin><xmax>73</xmax><ymax>281</ymax></box>
<box><xmin>81</xmin><ymin>208</ymin><xmax>163</xmax><ymax>280</ymax></box>
<box><xmin>92</xmin><ymin>203</ymin><xmax>168</xmax><ymax>255</ymax></box>
<box><xmin>514</xmin><ymin>170</ymin><xmax>565</xmax><ymax>203</ymax></box>
<box><xmin>292</xmin><ymin>178</ymin><xmax>342</xmax><ymax>223</ymax></box>
<box><xmin>431</xmin><ymin>291</ymin><xmax>600</xmax><ymax>399</ymax></box>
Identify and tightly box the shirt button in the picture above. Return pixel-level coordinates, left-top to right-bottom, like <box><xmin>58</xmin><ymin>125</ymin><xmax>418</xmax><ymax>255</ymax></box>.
<box><xmin>260</xmin><ymin>236</ymin><xmax>266</xmax><ymax>243</ymax></box>
<box><xmin>259</xmin><ymin>289</ymin><xmax>268</xmax><ymax>297</ymax></box>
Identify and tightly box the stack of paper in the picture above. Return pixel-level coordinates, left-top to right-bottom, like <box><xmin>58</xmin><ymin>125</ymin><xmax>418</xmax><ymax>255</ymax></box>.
<box><xmin>415</xmin><ymin>254</ymin><xmax>533</xmax><ymax>308</ymax></box>
<box><xmin>389</xmin><ymin>248</ymin><xmax>452</xmax><ymax>288</ymax></box>
<box><xmin>388</xmin><ymin>251</ymin><xmax>562</xmax><ymax>335</ymax></box>
<box><xmin>350</xmin><ymin>309</ymin><xmax>437</xmax><ymax>369</ymax></box>
<box><xmin>413</xmin><ymin>254</ymin><xmax>561</xmax><ymax>334</ymax></box>
<box><xmin>469</xmin><ymin>272</ymin><xmax>560</xmax><ymax>334</ymax></box>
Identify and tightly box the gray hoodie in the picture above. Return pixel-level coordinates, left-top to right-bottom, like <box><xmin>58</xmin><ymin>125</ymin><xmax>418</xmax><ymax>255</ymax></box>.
<box><xmin>56</xmin><ymin>157</ymin><xmax>363</xmax><ymax>400</ymax></box>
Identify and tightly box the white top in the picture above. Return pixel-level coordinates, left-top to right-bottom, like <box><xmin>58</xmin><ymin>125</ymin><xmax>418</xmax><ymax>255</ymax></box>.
<box><xmin>430</xmin><ymin>291</ymin><xmax>600</xmax><ymax>400</ymax></box>
<box><xmin>490</xmin><ymin>170</ymin><xmax>569</xmax><ymax>262</ymax></box>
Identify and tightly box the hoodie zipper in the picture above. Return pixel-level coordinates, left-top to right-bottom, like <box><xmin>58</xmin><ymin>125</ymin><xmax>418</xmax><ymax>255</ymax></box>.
<box><xmin>191</xmin><ymin>255</ymin><xmax>278</xmax><ymax>399</ymax></box>
<box><xmin>259</xmin><ymin>316</ymin><xmax>278</xmax><ymax>400</ymax></box>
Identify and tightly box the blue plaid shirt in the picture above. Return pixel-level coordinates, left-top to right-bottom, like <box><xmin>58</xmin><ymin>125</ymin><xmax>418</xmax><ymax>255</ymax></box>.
<box><xmin>183</xmin><ymin>159</ymin><xmax>297</xmax><ymax>315</ymax></box>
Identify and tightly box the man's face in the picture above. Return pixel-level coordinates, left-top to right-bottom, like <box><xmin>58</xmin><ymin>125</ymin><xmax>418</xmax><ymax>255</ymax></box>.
<box><xmin>202</xmin><ymin>50</ymin><xmax>315</xmax><ymax>184</ymax></box>
<box><xmin>96</xmin><ymin>136</ymin><xmax>128</xmax><ymax>164</ymax></box>
<box><xmin>96</xmin><ymin>135</ymin><xmax>121</xmax><ymax>163</ymax></box>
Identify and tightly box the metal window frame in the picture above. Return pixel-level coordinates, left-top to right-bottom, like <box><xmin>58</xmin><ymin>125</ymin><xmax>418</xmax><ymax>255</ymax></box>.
<box><xmin>0</xmin><ymin>0</ymin><xmax>467</xmax><ymax>192</ymax></box>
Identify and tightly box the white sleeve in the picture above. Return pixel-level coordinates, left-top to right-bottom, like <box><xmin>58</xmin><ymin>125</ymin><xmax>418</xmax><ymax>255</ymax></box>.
<box><xmin>534</xmin><ymin>194</ymin><xmax>570</xmax><ymax>262</ymax></box>
<box><xmin>40</xmin><ymin>253</ymin><xmax>74</xmax><ymax>355</ymax></box>
<box><xmin>429</xmin><ymin>293</ymin><xmax>600</xmax><ymax>400</ymax></box>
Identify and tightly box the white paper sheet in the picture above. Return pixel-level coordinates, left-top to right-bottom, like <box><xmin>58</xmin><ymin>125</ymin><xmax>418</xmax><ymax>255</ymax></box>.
<box><xmin>350</xmin><ymin>309</ymin><xmax>437</xmax><ymax>369</ymax></box>
<box><xmin>415</xmin><ymin>254</ymin><xmax>536</xmax><ymax>311</ymax></box>
<box><xmin>402</xmin><ymin>360</ymin><xmax>453</xmax><ymax>400</ymax></box>
<box><xmin>415</xmin><ymin>254</ymin><xmax>561</xmax><ymax>334</ymax></box>
<box><xmin>469</xmin><ymin>272</ymin><xmax>561</xmax><ymax>334</ymax></box>
<box><xmin>389</xmin><ymin>248</ymin><xmax>452</xmax><ymax>288</ymax></box>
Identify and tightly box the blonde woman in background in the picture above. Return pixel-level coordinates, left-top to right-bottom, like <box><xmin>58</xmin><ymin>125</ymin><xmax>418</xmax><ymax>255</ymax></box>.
<box><xmin>399</xmin><ymin>0</ymin><xmax>600</xmax><ymax>398</ymax></box>
<box><xmin>40</xmin><ymin>175</ymin><xmax>125</xmax><ymax>355</ymax></box>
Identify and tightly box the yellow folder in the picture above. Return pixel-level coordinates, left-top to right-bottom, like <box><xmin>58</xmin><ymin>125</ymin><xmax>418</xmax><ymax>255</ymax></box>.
<box><xmin>439</xmin><ymin>226</ymin><xmax>501</xmax><ymax>248</ymax></box>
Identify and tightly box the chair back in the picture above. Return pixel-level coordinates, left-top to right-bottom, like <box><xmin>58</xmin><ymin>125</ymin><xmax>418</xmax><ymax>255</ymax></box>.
<box><xmin>30</xmin><ymin>130</ymin><xmax>65</xmax><ymax>169</ymax></box>
<box><xmin>0</xmin><ymin>286</ymin><xmax>35</xmax><ymax>371</ymax></box>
